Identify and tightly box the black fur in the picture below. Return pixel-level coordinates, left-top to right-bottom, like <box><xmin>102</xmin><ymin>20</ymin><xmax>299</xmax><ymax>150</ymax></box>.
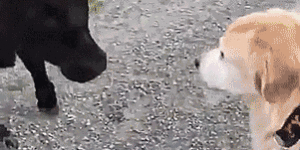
<box><xmin>0</xmin><ymin>0</ymin><xmax>107</xmax><ymax>109</ymax></box>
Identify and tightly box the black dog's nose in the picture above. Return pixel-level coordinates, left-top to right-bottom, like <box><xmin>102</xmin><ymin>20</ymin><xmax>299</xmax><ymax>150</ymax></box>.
<box><xmin>195</xmin><ymin>58</ymin><xmax>200</xmax><ymax>69</ymax></box>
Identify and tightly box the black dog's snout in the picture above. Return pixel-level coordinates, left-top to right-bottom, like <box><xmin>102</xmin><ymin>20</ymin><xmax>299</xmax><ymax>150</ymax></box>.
<box><xmin>195</xmin><ymin>58</ymin><xmax>200</xmax><ymax>69</ymax></box>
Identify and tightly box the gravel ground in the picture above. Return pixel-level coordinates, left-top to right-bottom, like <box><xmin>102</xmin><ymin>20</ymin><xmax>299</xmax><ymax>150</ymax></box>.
<box><xmin>0</xmin><ymin>0</ymin><xmax>299</xmax><ymax>149</ymax></box>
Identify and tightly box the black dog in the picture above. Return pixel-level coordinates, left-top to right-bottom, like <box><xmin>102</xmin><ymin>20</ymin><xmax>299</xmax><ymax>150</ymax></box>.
<box><xmin>0</xmin><ymin>0</ymin><xmax>107</xmax><ymax>109</ymax></box>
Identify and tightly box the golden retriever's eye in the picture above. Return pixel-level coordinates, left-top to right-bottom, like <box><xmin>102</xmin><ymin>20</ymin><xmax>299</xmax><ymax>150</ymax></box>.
<box><xmin>220</xmin><ymin>51</ymin><xmax>224</xmax><ymax>59</ymax></box>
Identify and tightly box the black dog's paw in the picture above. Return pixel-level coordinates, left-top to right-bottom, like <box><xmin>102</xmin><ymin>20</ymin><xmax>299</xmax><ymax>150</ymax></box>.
<box><xmin>36</xmin><ymin>82</ymin><xmax>57</xmax><ymax>109</ymax></box>
<box><xmin>0</xmin><ymin>124</ymin><xmax>10</xmax><ymax>142</ymax></box>
<box><xmin>0</xmin><ymin>124</ymin><xmax>18</xmax><ymax>149</ymax></box>
<box><xmin>4</xmin><ymin>137</ymin><xmax>19</xmax><ymax>149</ymax></box>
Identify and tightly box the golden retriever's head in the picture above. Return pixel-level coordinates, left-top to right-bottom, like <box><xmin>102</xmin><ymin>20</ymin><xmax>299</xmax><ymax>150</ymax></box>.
<box><xmin>199</xmin><ymin>8</ymin><xmax>300</xmax><ymax>103</ymax></box>
<box><xmin>199</xmin><ymin>35</ymin><xmax>257</xmax><ymax>94</ymax></box>
<box><xmin>197</xmin><ymin>8</ymin><xmax>300</xmax><ymax>149</ymax></box>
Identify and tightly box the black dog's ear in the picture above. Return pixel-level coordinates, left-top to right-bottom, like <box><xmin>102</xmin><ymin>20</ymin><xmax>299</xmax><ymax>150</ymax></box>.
<box><xmin>275</xmin><ymin>105</ymin><xmax>300</xmax><ymax>148</ymax></box>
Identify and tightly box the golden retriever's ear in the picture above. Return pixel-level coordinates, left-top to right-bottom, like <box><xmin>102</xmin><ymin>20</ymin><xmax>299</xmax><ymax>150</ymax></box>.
<box><xmin>227</xmin><ymin>14</ymin><xmax>299</xmax><ymax>103</ymax></box>
<box><xmin>254</xmin><ymin>55</ymin><xmax>299</xmax><ymax>103</ymax></box>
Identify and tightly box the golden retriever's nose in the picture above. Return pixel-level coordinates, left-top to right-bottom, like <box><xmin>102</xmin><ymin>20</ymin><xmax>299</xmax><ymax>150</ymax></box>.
<box><xmin>195</xmin><ymin>58</ymin><xmax>200</xmax><ymax>69</ymax></box>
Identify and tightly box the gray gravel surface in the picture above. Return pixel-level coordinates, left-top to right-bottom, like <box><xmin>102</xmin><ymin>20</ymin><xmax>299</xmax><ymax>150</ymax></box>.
<box><xmin>0</xmin><ymin>0</ymin><xmax>299</xmax><ymax>149</ymax></box>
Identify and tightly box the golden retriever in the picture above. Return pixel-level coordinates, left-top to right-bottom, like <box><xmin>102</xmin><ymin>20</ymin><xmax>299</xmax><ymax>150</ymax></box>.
<box><xmin>198</xmin><ymin>8</ymin><xmax>300</xmax><ymax>150</ymax></box>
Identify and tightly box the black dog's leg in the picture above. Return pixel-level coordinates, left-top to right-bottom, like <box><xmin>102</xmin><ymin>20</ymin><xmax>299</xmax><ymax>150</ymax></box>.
<box><xmin>17</xmin><ymin>50</ymin><xmax>57</xmax><ymax>109</ymax></box>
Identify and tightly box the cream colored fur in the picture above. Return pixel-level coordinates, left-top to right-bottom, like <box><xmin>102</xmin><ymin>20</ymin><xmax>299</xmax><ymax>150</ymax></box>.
<box><xmin>200</xmin><ymin>8</ymin><xmax>300</xmax><ymax>150</ymax></box>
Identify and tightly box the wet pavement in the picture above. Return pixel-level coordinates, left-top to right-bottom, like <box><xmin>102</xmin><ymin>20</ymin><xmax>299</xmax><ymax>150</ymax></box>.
<box><xmin>0</xmin><ymin>0</ymin><xmax>299</xmax><ymax>149</ymax></box>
